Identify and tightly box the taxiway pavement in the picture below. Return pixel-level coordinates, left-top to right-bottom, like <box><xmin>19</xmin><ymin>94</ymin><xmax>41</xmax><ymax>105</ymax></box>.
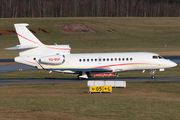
<box><xmin>0</xmin><ymin>77</ymin><xmax>179</xmax><ymax>85</ymax></box>
<box><xmin>0</xmin><ymin>64</ymin><xmax>37</xmax><ymax>73</ymax></box>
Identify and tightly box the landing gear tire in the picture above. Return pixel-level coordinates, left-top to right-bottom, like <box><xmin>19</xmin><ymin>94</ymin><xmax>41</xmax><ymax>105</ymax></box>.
<box><xmin>151</xmin><ymin>75</ymin><xmax>155</xmax><ymax>79</ymax></box>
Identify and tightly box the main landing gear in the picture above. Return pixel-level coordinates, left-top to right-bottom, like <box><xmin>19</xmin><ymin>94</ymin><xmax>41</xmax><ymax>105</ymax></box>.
<box><xmin>77</xmin><ymin>74</ymin><xmax>87</xmax><ymax>80</ymax></box>
<box><xmin>77</xmin><ymin>72</ymin><xmax>91</xmax><ymax>80</ymax></box>
<box><xmin>150</xmin><ymin>70</ymin><xmax>156</xmax><ymax>79</ymax></box>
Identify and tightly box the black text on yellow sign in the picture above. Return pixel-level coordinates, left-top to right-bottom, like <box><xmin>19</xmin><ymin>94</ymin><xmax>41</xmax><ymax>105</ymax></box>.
<box><xmin>90</xmin><ymin>86</ymin><xmax>112</xmax><ymax>92</ymax></box>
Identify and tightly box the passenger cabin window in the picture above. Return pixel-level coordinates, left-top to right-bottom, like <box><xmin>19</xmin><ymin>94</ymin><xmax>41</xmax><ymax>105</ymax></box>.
<box><xmin>79</xmin><ymin>57</ymin><xmax>134</xmax><ymax>62</ymax></box>
<box><xmin>153</xmin><ymin>56</ymin><xmax>158</xmax><ymax>59</ymax></box>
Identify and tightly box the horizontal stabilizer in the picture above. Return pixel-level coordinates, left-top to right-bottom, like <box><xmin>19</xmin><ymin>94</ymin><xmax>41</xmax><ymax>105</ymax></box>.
<box><xmin>5</xmin><ymin>45</ymin><xmax>38</xmax><ymax>50</ymax></box>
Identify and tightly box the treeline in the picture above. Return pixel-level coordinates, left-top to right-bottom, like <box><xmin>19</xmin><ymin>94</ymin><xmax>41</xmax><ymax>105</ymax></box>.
<box><xmin>1</xmin><ymin>0</ymin><xmax>180</xmax><ymax>18</ymax></box>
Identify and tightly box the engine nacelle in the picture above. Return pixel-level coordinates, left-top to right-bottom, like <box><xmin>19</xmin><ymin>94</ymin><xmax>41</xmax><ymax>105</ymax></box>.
<box><xmin>39</xmin><ymin>55</ymin><xmax>65</xmax><ymax>65</ymax></box>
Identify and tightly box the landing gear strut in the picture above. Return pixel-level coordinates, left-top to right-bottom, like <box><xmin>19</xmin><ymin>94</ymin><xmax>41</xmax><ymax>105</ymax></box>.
<box><xmin>150</xmin><ymin>70</ymin><xmax>156</xmax><ymax>79</ymax></box>
<box><xmin>77</xmin><ymin>72</ymin><xmax>90</xmax><ymax>80</ymax></box>
<box><xmin>77</xmin><ymin>74</ymin><xmax>82</xmax><ymax>80</ymax></box>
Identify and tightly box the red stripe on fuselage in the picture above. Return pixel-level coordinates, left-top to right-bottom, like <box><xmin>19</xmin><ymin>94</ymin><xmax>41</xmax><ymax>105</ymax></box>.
<box><xmin>93</xmin><ymin>63</ymin><xmax>149</xmax><ymax>69</ymax></box>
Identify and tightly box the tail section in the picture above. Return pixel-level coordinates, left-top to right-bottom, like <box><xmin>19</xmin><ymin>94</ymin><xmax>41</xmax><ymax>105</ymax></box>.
<box><xmin>14</xmin><ymin>23</ymin><xmax>43</xmax><ymax>46</ymax></box>
<box><xmin>6</xmin><ymin>23</ymin><xmax>71</xmax><ymax>56</ymax></box>
<box><xmin>5</xmin><ymin>23</ymin><xmax>71</xmax><ymax>68</ymax></box>
<box><xmin>5</xmin><ymin>23</ymin><xmax>44</xmax><ymax>56</ymax></box>
<box><xmin>6</xmin><ymin>23</ymin><xmax>71</xmax><ymax>55</ymax></box>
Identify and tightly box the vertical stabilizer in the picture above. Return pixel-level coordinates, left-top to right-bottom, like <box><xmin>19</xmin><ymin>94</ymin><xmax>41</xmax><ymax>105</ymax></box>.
<box><xmin>14</xmin><ymin>23</ymin><xmax>43</xmax><ymax>46</ymax></box>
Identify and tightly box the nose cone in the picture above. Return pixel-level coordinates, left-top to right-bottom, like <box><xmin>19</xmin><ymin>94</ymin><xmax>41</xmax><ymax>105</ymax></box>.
<box><xmin>172</xmin><ymin>62</ymin><xmax>177</xmax><ymax>67</ymax></box>
<box><xmin>162</xmin><ymin>59</ymin><xmax>177</xmax><ymax>69</ymax></box>
<box><xmin>170</xmin><ymin>61</ymin><xmax>177</xmax><ymax>68</ymax></box>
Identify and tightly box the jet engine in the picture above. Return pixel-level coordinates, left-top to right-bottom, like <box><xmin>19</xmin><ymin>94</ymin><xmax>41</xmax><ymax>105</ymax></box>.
<box><xmin>39</xmin><ymin>55</ymin><xmax>65</xmax><ymax>65</ymax></box>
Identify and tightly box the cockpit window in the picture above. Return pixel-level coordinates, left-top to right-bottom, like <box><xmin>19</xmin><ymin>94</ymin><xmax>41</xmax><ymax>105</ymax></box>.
<box><xmin>158</xmin><ymin>56</ymin><xmax>163</xmax><ymax>59</ymax></box>
<box><xmin>153</xmin><ymin>55</ymin><xmax>163</xmax><ymax>59</ymax></box>
<box><xmin>153</xmin><ymin>56</ymin><xmax>158</xmax><ymax>59</ymax></box>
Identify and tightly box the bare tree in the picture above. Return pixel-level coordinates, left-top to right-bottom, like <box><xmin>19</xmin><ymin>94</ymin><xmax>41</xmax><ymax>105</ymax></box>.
<box><xmin>1</xmin><ymin>0</ymin><xmax>180</xmax><ymax>18</ymax></box>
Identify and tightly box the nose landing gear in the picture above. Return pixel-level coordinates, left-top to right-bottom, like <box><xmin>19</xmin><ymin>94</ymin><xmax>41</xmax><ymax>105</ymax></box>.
<box><xmin>150</xmin><ymin>70</ymin><xmax>156</xmax><ymax>79</ymax></box>
<box><xmin>151</xmin><ymin>75</ymin><xmax>155</xmax><ymax>79</ymax></box>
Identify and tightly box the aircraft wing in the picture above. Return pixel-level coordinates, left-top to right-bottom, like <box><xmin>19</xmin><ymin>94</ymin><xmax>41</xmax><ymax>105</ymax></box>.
<box><xmin>48</xmin><ymin>68</ymin><xmax>113</xmax><ymax>72</ymax></box>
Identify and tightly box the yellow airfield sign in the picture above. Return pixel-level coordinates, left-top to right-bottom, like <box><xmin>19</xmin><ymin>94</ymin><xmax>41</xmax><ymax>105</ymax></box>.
<box><xmin>90</xmin><ymin>86</ymin><xmax>112</xmax><ymax>93</ymax></box>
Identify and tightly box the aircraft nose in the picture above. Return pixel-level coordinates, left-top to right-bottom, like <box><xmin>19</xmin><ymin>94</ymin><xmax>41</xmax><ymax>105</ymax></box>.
<box><xmin>170</xmin><ymin>61</ymin><xmax>177</xmax><ymax>67</ymax></box>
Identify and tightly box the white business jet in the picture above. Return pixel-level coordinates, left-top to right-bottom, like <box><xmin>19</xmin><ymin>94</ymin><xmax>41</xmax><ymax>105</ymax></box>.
<box><xmin>6</xmin><ymin>23</ymin><xmax>177</xmax><ymax>79</ymax></box>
